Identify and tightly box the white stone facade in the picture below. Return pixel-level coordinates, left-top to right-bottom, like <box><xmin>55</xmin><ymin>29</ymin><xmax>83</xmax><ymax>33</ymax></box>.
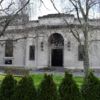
<box><xmin>0</xmin><ymin>14</ymin><xmax>100</xmax><ymax>70</ymax></box>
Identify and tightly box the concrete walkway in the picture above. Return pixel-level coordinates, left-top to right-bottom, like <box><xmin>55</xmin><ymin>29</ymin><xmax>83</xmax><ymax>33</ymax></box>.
<box><xmin>1</xmin><ymin>67</ymin><xmax>100</xmax><ymax>77</ymax></box>
<box><xmin>30</xmin><ymin>67</ymin><xmax>100</xmax><ymax>77</ymax></box>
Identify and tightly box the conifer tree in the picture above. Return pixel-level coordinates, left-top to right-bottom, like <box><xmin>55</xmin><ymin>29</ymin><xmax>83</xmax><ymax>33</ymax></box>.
<box><xmin>59</xmin><ymin>72</ymin><xmax>82</xmax><ymax>100</ymax></box>
<box><xmin>13</xmin><ymin>76</ymin><xmax>37</xmax><ymax>100</ymax></box>
<box><xmin>0</xmin><ymin>74</ymin><xmax>16</xmax><ymax>100</ymax></box>
<box><xmin>81</xmin><ymin>72</ymin><xmax>100</xmax><ymax>100</ymax></box>
<box><xmin>38</xmin><ymin>74</ymin><xmax>57</xmax><ymax>100</ymax></box>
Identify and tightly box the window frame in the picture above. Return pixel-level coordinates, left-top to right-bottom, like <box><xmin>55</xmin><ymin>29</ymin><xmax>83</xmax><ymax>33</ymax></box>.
<box><xmin>5</xmin><ymin>40</ymin><xmax>13</xmax><ymax>57</ymax></box>
<box><xmin>78</xmin><ymin>44</ymin><xmax>84</xmax><ymax>61</ymax></box>
<box><xmin>29</xmin><ymin>45</ymin><xmax>35</xmax><ymax>60</ymax></box>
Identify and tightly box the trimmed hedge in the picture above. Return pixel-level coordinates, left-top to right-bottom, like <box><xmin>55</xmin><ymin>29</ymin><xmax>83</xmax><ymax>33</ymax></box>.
<box><xmin>0</xmin><ymin>74</ymin><xmax>16</xmax><ymax>100</ymax></box>
<box><xmin>13</xmin><ymin>76</ymin><xmax>37</xmax><ymax>100</ymax></box>
<box><xmin>38</xmin><ymin>74</ymin><xmax>58</xmax><ymax>100</ymax></box>
<box><xmin>59</xmin><ymin>72</ymin><xmax>82</xmax><ymax>100</ymax></box>
<box><xmin>0</xmin><ymin>72</ymin><xmax>100</xmax><ymax>100</ymax></box>
<box><xmin>81</xmin><ymin>72</ymin><xmax>100</xmax><ymax>100</ymax></box>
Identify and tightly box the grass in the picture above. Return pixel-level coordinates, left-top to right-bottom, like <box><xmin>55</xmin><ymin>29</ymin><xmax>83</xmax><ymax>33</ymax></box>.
<box><xmin>31</xmin><ymin>74</ymin><xmax>84</xmax><ymax>88</ymax></box>
<box><xmin>0</xmin><ymin>74</ymin><xmax>84</xmax><ymax>88</ymax></box>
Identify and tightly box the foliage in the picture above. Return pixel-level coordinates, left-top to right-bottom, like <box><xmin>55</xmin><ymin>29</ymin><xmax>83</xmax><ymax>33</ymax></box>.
<box><xmin>0</xmin><ymin>74</ymin><xmax>16</xmax><ymax>100</ymax></box>
<box><xmin>1</xmin><ymin>73</ymin><xmax>100</xmax><ymax>100</ymax></box>
<box><xmin>4</xmin><ymin>67</ymin><xmax>29</xmax><ymax>75</ymax></box>
<box><xmin>38</xmin><ymin>74</ymin><xmax>57</xmax><ymax>100</ymax></box>
<box><xmin>81</xmin><ymin>72</ymin><xmax>100</xmax><ymax>100</ymax></box>
<box><xmin>59</xmin><ymin>72</ymin><xmax>82</xmax><ymax>100</ymax></box>
<box><xmin>13</xmin><ymin>76</ymin><xmax>37</xmax><ymax>100</ymax></box>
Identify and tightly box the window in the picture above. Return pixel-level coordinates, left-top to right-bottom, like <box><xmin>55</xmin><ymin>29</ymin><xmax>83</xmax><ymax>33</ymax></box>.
<box><xmin>5</xmin><ymin>59</ymin><xmax>12</xmax><ymax>64</ymax></box>
<box><xmin>78</xmin><ymin>45</ymin><xmax>84</xmax><ymax>61</ymax></box>
<box><xmin>5</xmin><ymin>40</ymin><xmax>13</xmax><ymax>57</ymax></box>
<box><xmin>29</xmin><ymin>45</ymin><xmax>35</xmax><ymax>60</ymax></box>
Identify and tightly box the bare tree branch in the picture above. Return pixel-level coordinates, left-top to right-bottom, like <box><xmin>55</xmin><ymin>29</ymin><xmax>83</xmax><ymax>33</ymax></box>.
<box><xmin>0</xmin><ymin>0</ymin><xmax>30</xmax><ymax>37</ymax></box>
<box><xmin>50</xmin><ymin>0</ymin><xmax>81</xmax><ymax>43</ymax></box>
<box><xmin>49</xmin><ymin>0</ymin><xmax>100</xmax><ymax>76</ymax></box>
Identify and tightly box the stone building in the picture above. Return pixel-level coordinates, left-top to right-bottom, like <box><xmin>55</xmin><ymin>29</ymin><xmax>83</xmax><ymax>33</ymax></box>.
<box><xmin>0</xmin><ymin>14</ymin><xmax>100</xmax><ymax>70</ymax></box>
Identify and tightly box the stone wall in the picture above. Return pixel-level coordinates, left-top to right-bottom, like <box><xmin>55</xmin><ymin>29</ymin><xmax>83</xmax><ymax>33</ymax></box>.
<box><xmin>0</xmin><ymin>14</ymin><xmax>99</xmax><ymax>69</ymax></box>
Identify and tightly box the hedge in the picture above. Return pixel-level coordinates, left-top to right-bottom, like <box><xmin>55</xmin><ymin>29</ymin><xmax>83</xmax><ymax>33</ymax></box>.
<box><xmin>59</xmin><ymin>72</ymin><xmax>82</xmax><ymax>100</ymax></box>
<box><xmin>81</xmin><ymin>72</ymin><xmax>100</xmax><ymax>100</ymax></box>
<box><xmin>0</xmin><ymin>74</ymin><xmax>16</xmax><ymax>100</ymax></box>
<box><xmin>0</xmin><ymin>72</ymin><xmax>100</xmax><ymax>100</ymax></box>
<box><xmin>13</xmin><ymin>76</ymin><xmax>37</xmax><ymax>100</ymax></box>
<box><xmin>38</xmin><ymin>74</ymin><xmax>58</xmax><ymax>100</ymax></box>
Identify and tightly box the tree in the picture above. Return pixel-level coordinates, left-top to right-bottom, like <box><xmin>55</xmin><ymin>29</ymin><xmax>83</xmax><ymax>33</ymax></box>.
<box><xmin>0</xmin><ymin>74</ymin><xmax>16</xmax><ymax>100</ymax></box>
<box><xmin>50</xmin><ymin>0</ymin><xmax>100</xmax><ymax>77</ymax></box>
<box><xmin>81</xmin><ymin>71</ymin><xmax>100</xmax><ymax>100</ymax></box>
<box><xmin>59</xmin><ymin>72</ymin><xmax>82</xmax><ymax>100</ymax></box>
<box><xmin>13</xmin><ymin>76</ymin><xmax>37</xmax><ymax>100</ymax></box>
<box><xmin>0</xmin><ymin>0</ymin><xmax>30</xmax><ymax>37</ymax></box>
<box><xmin>38</xmin><ymin>74</ymin><xmax>57</xmax><ymax>100</ymax></box>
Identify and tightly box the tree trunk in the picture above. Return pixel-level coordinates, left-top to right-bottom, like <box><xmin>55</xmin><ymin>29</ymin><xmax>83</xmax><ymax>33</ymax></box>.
<box><xmin>83</xmin><ymin>39</ymin><xmax>89</xmax><ymax>77</ymax></box>
<box><xmin>83</xmin><ymin>24</ymin><xmax>90</xmax><ymax>77</ymax></box>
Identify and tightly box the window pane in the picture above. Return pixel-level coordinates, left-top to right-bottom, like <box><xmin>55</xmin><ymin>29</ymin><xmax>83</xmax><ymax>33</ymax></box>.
<box><xmin>5</xmin><ymin>59</ymin><xmax>12</xmax><ymax>64</ymax></box>
<box><xmin>29</xmin><ymin>45</ymin><xmax>35</xmax><ymax>60</ymax></box>
<box><xmin>78</xmin><ymin>45</ymin><xmax>84</xmax><ymax>61</ymax></box>
<box><xmin>5</xmin><ymin>40</ymin><xmax>13</xmax><ymax>57</ymax></box>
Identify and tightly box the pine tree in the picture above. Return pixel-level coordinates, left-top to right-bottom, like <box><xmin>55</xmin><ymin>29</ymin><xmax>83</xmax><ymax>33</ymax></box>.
<box><xmin>0</xmin><ymin>74</ymin><xmax>16</xmax><ymax>100</ymax></box>
<box><xmin>38</xmin><ymin>74</ymin><xmax>57</xmax><ymax>100</ymax></box>
<box><xmin>81</xmin><ymin>72</ymin><xmax>100</xmax><ymax>100</ymax></box>
<box><xmin>59</xmin><ymin>72</ymin><xmax>82</xmax><ymax>100</ymax></box>
<box><xmin>13</xmin><ymin>76</ymin><xmax>37</xmax><ymax>100</ymax></box>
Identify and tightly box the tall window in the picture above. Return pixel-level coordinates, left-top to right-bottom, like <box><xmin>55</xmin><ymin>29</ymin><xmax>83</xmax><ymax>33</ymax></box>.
<box><xmin>5</xmin><ymin>40</ymin><xmax>13</xmax><ymax>57</ymax></box>
<box><xmin>29</xmin><ymin>45</ymin><xmax>35</xmax><ymax>60</ymax></box>
<box><xmin>78</xmin><ymin>45</ymin><xmax>84</xmax><ymax>61</ymax></box>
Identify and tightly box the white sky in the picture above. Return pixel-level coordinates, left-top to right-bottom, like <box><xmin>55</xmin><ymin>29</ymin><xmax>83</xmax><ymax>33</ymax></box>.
<box><xmin>30</xmin><ymin>0</ymin><xmax>62</xmax><ymax>20</ymax></box>
<box><xmin>30</xmin><ymin>0</ymin><xmax>100</xmax><ymax>20</ymax></box>
<box><xmin>2</xmin><ymin>0</ymin><xmax>100</xmax><ymax>20</ymax></box>
<box><xmin>39</xmin><ymin>0</ymin><xmax>61</xmax><ymax>15</ymax></box>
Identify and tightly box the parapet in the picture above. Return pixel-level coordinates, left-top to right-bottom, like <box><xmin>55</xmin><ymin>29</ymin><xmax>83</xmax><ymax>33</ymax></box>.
<box><xmin>38</xmin><ymin>13</ymin><xmax>75</xmax><ymax>25</ymax></box>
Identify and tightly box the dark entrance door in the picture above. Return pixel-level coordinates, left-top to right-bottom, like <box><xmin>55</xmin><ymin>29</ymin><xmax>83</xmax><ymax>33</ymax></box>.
<box><xmin>51</xmin><ymin>49</ymin><xmax>63</xmax><ymax>67</ymax></box>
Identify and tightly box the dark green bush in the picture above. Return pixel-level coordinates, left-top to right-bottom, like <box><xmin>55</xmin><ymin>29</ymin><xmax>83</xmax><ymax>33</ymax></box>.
<box><xmin>59</xmin><ymin>72</ymin><xmax>82</xmax><ymax>100</ymax></box>
<box><xmin>0</xmin><ymin>74</ymin><xmax>16</xmax><ymax>100</ymax></box>
<box><xmin>38</xmin><ymin>74</ymin><xmax>57</xmax><ymax>100</ymax></box>
<box><xmin>13</xmin><ymin>76</ymin><xmax>37</xmax><ymax>100</ymax></box>
<box><xmin>81</xmin><ymin>72</ymin><xmax>100</xmax><ymax>100</ymax></box>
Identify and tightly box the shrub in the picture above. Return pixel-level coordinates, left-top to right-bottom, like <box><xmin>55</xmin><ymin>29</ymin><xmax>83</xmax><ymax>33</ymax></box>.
<box><xmin>81</xmin><ymin>72</ymin><xmax>100</xmax><ymax>100</ymax></box>
<box><xmin>4</xmin><ymin>67</ymin><xmax>29</xmax><ymax>75</ymax></box>
<box><xmin>38</xmin><ymin>74</ymin><xmax>57</xmax><ymax>100</ymax></box>
<box><xmin>0</xmin><ymin>74</ymin><xmax>16</xmax><ymax>100</ymax></box>
<box><xmin>59</xmin><ymin>72</ymin><xmax>82</xmax><ymax>100</ymax></box>
<box><xmin>13</xmin><ymin>76</ymin><xmax>37</xmax><ymax>100</ymax></box>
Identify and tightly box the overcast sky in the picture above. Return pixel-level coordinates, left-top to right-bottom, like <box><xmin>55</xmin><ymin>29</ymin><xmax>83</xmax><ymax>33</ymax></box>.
<box><xmin>2</xmin><ymin>0</ymin><xmax>100</xmax><ymax>20</ymax></box>
<box><xmin>29</xmin><ymin>0</ymin><xmax>62</xmax><ymax>20</ymax></box>
<box><xmin>30</xmin><ymin>0</ymin><xmax>100</xmax><ymax>20</ymax></box>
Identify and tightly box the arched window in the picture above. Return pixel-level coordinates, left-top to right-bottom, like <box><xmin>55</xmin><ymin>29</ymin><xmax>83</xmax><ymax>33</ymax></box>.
<box><xmin>49</xmin><ymin>33</ymin><xmax>64</xmax><ymax>47</ymax></box>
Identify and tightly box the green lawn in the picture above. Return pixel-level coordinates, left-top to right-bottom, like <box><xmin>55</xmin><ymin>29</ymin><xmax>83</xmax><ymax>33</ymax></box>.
<box><xmin>31</xmin><ymin>74</ymin><xmax>84</xmax><ymax>88</ymax></box>
<box><xmin>0</xmin><ymin>74</ymin><xmax>84</xmax><ymax>88</ymax></box>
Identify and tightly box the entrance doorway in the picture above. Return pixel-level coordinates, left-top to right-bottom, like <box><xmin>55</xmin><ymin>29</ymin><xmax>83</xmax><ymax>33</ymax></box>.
<box><xmin>51</xmin><ymin>49</ymin><xmax>63</xmax><ymax>66</ymax></box>
<box><xmin>48</xmin><ymin>33</ymin><xmax>64</xmax><ymax>67</ymax></box>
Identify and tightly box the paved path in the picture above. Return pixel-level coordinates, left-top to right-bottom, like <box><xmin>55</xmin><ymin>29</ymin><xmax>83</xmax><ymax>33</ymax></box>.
<box><xmin>1</xmin><ymin>68</ymin><xmax>100</xmax><ymax>77</ymax></box>
<box><xmin>30</xmin><ymin>69</ymin><xmax>100</xmax><ymax>77</ymax></box>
